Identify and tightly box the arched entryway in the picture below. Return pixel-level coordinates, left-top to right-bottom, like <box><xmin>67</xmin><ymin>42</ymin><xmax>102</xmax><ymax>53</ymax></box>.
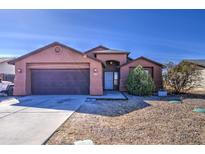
<box><xmin>104</xmin><ymin>60</ymin><xmax>120</xmax><ymax>90</ymax></box>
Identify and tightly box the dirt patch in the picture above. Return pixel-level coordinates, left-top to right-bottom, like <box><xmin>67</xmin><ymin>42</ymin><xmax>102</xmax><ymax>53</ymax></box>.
<box><xmin>46</xmin><ymin>97</ymin><xmax>205</xmax><ymax>145</ymax></box>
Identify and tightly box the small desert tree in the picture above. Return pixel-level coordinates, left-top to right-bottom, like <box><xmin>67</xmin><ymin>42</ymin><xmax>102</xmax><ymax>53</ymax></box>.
<box><xmin>126</xmin><ymin>65</ymin><xmax>155</xmax><ymax>96</ymax></box>
<box><xmin>163</xmin><ymin>61</ymin><xmax>175</xmax><ymax>89</ymax></box>
<box><xmin>164</xmin><ymin>61</ymin><xmax>202</xmax><ymax>93</ymax></box>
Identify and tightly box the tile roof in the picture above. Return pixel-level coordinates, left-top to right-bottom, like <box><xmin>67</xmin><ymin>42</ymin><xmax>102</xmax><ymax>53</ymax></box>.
<box><xmin>183</xmin><ymin>59</ymin><xmax>205</xmax><ymax>68</ymax></box>
<box><xmin>84</xmin><ymin>45</ymin><xmax>110</xmax><ymax>54</ymax></box>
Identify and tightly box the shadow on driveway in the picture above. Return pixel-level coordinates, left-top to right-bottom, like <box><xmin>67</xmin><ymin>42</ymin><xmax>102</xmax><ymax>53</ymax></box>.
<box><xmin>2</xmin><ymin>95</ymin><xmax>151</xmax><ymax>117</ymax></box>
<box><xmin>3</xmin><ymin>92</ymin><xmax>205</xmax><ymax>118</ymax></box>
<box><xmin>76</xmin><ymin>99</ymin><xmax>151</xmax><ymax>117</ymax></box>
<box><xmin>9</xmin><ymin>96</ymin><xmax>86</xmax><ymax>112</ymax></box>
<box><xmin>3</xmin><ymin>93</ymin><xmax>194</xmax><ymax>117</ymax></box>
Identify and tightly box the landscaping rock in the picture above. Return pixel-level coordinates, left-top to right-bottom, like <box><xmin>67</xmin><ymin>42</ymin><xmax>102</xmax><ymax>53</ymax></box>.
<box><xmin>47</xmin><ymin>97</ymin><xmax>205</xmax><ymax>145</ymax></box>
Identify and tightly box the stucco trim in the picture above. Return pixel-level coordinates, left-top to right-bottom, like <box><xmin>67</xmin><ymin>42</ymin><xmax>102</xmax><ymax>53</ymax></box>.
<box><xmin>8</xmin><ymin>42</ymin><xmax>103</xmax><ymax>65</ymax></box>
<box><xmin>27</xmin><ymin>63</ymin><xmax>90</xmax><ymax>69</ymax></box>
<box><xmin>120</xmin><ymin>56</ymin><xmax>164</xmax><ymax>68</ymax></box>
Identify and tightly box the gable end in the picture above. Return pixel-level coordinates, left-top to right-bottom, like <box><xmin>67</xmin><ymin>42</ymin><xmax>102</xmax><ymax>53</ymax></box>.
<box><xmin>8</xmin><ymin>42</ymin><xmax>102</xmax><ymax>65</ymax></box>
<box><xmin>121</xmin><ymin>56</ymin><xmax>164</xmax><ymax>68</ymax></box>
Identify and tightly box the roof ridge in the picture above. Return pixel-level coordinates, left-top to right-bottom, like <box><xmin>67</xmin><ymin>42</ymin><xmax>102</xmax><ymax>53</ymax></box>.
<box><xmin>84</xmin><ymin>45</ymin><xmax>110</xmax><ymax>53</ymax></box>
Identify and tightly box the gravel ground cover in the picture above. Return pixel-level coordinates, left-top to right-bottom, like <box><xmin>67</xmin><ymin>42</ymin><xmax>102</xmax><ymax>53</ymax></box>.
<box><xmin>47</xmin><ymin>96</ymin><xmax>205</xmax><ymax>145</ymax></box>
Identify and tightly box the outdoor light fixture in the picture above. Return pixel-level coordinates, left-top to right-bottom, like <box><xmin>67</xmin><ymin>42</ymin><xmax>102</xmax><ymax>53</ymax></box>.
<box><xmin>93</xmin><ymin>68</ymin><xmax>97</xmax><ymax>73</ymax></box>
<box><xmin>17</xmin><ymin>68</ymin><xmax>22</xmax><ymax>73</ymax></box>
<box><xmin>110</xmin><ymin>61</ymin><xmax>113</xmax><ymax>64</ymax></box>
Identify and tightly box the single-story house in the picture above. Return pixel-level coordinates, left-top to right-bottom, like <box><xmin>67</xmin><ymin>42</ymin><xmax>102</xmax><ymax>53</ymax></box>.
<box><xmin>0</xmin><ymin>57</ymin><xmax>15</xmax><ymax>82</ymax></box>
<box><xmin>183</xmin><ymin>59</ymin><xmax>205</xmax><ymax>93</ymax></box>
<box><xmin>9</xmin><ymin>42</ymin><xmax>163</xmax><ymax>96</ymax></box>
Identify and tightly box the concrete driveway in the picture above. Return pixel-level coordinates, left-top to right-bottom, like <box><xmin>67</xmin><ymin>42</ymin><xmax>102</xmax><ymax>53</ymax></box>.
<box><xmin>0</xmin><ymin>95</ymin><xmax>86</xmax><ymax>145</ymax></box>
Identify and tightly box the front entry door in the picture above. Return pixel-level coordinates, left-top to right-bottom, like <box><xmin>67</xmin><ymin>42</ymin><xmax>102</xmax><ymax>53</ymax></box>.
<box><xmin>104</xmin><ymin>72</ymin><xmax>114</xmax><ymax>90</ymax></box>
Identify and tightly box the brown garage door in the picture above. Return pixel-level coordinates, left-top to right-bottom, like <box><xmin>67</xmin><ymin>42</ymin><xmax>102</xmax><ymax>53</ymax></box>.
<box><xmin>31</xmin><ymin>69</ymin><xmax>90</xmax><ymax>95</ymax></box>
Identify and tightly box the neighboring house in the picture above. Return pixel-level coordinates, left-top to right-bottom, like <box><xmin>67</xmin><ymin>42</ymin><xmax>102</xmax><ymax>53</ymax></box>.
<box><xmin>9</xmin><ymin>42</ymin><xmax>163</xmax><ymax>96</ymax></box>
<box><xmin>0</xmin><ymin>57</ymin><xmax>15</xmax><ymax>82</ymax></box>
<box><xmin>183</xmin><ymin>59</ymin><xmax>205</xmax><ymax>93</ymax></box>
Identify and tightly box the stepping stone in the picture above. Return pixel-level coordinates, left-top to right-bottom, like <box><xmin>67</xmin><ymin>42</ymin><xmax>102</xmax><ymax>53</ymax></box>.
<box><xmin>168</xmin><ymin>100</ymin><xmax>182</xmax><ymax>104</ymax></box>
<box><xmin>74</xmin><ymin>139</ymin><xmax>94</xmax><ymax>145</ymax></box>
<box><xmin>193</xmin><ymin>108</ymin><xmax>205</xmax><ymax>113</ymax></box>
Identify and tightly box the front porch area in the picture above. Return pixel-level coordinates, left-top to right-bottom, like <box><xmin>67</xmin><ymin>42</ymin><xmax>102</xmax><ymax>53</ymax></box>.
<box><xmin>87</xmin><ymin>91</ymin><xmax>127</xmax><ymax>100</ymax></box>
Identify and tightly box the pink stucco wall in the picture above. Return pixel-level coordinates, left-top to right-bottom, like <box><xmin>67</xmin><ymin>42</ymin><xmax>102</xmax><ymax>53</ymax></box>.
<box><xmin>14</xmin><ymin>45</ymin><xmax>103</xmax><ymax>96</ymax></box>
<box><xmin>120</xmin><ymin>58</ymin><xmax>163</xmax><ymax>91</ymax></box>
<box><xmin>96</xmin><ymin>53</ymin><xmax>128</xmax><ymax>65</ymax></box>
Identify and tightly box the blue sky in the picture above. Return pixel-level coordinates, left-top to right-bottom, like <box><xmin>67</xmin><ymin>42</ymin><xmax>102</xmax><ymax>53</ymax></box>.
<box><xmin>0</xmin><ymin>10</ymin><xmax>205</xmax><ymax>64</ymax></box>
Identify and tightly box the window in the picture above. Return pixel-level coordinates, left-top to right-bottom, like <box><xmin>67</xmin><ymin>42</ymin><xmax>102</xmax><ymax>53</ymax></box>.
<box><xmin>114</xmin><ymin>72</ymin><xmax>118</xmax><ymax>86</ymax></box>
<box><xmin>144</xmin><ymin>70</ymin><xmax>149</xmax><ymax>75</ymax></box>
<box><xmin>114</xmin><ymin>72</ymin><xmax>118</xmax><ymax>79</ymax></box>
<box><xmin>143</xmin><ymin>68</ymin><xmax>153</xmax><ymax>78</ymax></box>
<box><xmin>129</xmin><ymin>67</ymin><xmax>153</xmax><ymax>78</ymax></box>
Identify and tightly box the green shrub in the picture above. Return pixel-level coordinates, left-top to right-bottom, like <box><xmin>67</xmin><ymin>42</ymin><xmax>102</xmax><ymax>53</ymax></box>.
<box><xmin>126</xmin><ymin>65</ymin><xmax>155</xmax><ymax>96</ymax></box>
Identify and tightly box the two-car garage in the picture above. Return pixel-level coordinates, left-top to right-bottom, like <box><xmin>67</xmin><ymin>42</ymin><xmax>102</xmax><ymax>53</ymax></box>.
<box><xmin>9</xmin><ymin>42</ymin><xmax>103</xmax><ymax>96</ymax></box>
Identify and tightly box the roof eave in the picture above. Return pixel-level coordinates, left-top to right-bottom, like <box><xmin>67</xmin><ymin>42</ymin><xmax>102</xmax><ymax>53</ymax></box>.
<box><xmin>94</xmin><ymin>52</ymin><xmax>130</xmax><ymax>55</ymax></box>
<box><xmin>183</xmin><ymin>60</ymin><xmax>205</xmax><ymax>68</ymax></box>
<box><xmin>84</xmin><ymin>45</ymin><xmax>110</xmax><ymax>54</ymax></box>
<box><xmin>8</xmin><ymin>60</ymin><xmax>15</xmax><ymax>65</ymax></box>
<box><xmin>8</xmin><ymin>42</ymin><xmax>103</xmax><ymax>65</ymax></box>
<box><xmin>120</xmin><ymin>56</ymin><xmax>164</xmax><ymax>68</ymax></box>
